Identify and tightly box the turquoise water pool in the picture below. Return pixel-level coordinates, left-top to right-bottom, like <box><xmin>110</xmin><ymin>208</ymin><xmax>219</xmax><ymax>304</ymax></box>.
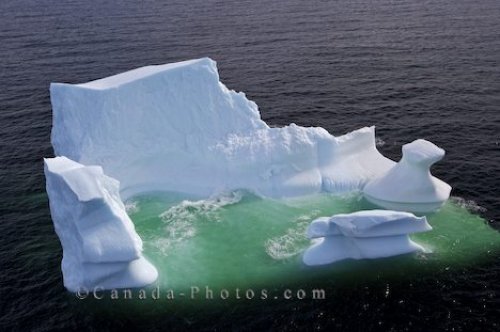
<box><xmin>127</xmin><ymin>191</ymin><xmax>500</xmax><ymax>293</ymax></box>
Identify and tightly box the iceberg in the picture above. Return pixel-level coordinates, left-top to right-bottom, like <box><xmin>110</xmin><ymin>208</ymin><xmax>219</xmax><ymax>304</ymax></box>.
<box><xmin>44</xmin><ymin>157</ymin><xmax>158</xmax><ymax>292</ymax></box>
<box><xmin>303</xmin><ymin>210</ymin><xmax>432</xmax><ymax>266</ymax></box>
<box><xmin>49</xmin><ymin>58</ymin><xmax>395</xmax><ymax>200</ymax></box>
<box><xmin>44</xmin><ymin>58</ymin><xmax>451</xmax><ymax>290</ymax></box>
<box><xmin>363</xmin><ymin>139</ymin><xmax>452</xmax><ymax>212</ymax></box>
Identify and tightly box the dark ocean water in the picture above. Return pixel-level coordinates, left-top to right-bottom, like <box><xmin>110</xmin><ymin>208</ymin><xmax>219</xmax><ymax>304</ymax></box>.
<box><xmin>1</xmin><ymin>0</ymin><xmax>499</xmax><ymax>331</ymax></box>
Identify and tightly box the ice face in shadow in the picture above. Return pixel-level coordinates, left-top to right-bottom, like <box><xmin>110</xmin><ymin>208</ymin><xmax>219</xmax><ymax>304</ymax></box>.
<box><xmin>303</xmin><ymin>210</ymin><xmax>432</xmax><ymax>266</ymax></box>
<box><xmin>44</xmin><ymin>157</ymin><xmax>158</xmax><ymax>292</ymax></box>
<box><xmin>49</xmin><ymin>58</ymin><xmax>394</xmax><ymax>200</ymax></box>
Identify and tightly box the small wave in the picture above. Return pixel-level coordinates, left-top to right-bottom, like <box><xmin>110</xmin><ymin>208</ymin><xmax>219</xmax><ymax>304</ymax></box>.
<box><xmin>376</xmin><ymin>137</ymin><xmax>386</xmax><ymax>147</ymax></box>
<box><xmin>151</xmin><ymin>218</ymin><xmax>196</xmax><ymax>256</ymax></box>
<box><xmin>124</xmin><ymin>200</ymin><xmax>139</xmax><ymax>214</ymax></box>
<box><xmin>450</xmin><ymin>197</ymin><xmax>487</xmax><ymax>214</ymax></box>
<box><xmin>152</xmin><ymin>191</ymin><xmax>244</xmax><ymax>255</ymax></box>
<box><xmin>265</xmin><ymin>233</ymin><xmax>305</xmax><ymax>260</ymax></box>
<box><xmin>265</xmin><ymin>211</ymin><xmax>321</xmax><ymax>260</ymax></box>
<box><xmin>159</xmin><ymin>190</ymin><xmax>243</xmax><ymax>223</ymax></box>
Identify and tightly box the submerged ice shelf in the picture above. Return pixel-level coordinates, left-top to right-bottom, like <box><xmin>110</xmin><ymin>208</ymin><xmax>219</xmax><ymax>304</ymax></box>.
<box><xmin>44</xmin><ymin>58</ymin><xmax>455</xmax><ymax>291</ymax></box>
<box><xmin>129</xmin><ymin>191</ymin><xmax>500</xmax><ymax>291</ymax></box>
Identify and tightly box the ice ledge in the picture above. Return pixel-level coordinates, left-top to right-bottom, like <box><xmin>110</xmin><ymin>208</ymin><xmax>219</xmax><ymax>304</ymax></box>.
<box><xmin>303</xmin><ymin>210</ymin><xmax>432</xmax><ymax>266</ymax></box>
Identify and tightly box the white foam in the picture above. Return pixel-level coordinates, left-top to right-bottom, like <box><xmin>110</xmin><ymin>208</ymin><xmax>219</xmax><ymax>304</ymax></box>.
<box><xmin>151</xmin><ymin>191</ymin><xmax>243</xmax><ymax>255</ymax></box>
<box><xmin>265</xmin><ymin>211</ymin><xmax>320</xmax><ymax>260</ymax></box>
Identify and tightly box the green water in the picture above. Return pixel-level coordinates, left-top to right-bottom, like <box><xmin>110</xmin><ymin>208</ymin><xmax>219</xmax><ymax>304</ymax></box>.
<box><xmin>127</xmin><ymin>191</ymin><xmax>500</xmax><ymax>292</ymax></box>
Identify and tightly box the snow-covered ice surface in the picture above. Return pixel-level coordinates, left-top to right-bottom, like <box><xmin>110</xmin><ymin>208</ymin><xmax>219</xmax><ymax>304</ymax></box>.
<box><xmin>44</xmin><ymin>157</ymin><xmax>158</xmax><ymax>292</ymax></box>
<box><xmin>44</xmin><ymin>58</ymin><xmax>452</xmax><ymax>290</ymax></box>
<box><xmin>303</xmin><ymin>210</ymin><xmax>432</xmax><ymax>266</ymax></box>
<box><xmin>49</xmin><ymin>58</ymin><xmax>395</xmax><ymax>200</ymax></box>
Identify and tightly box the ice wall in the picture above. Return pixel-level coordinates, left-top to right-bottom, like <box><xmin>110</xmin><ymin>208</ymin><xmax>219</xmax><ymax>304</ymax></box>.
<box><xmin>44</xmin><ymin>157</ymin><xmax>158</xmax><ymax>292</ymax></box>
<box><xmin>50</xmin><ymin>58</ymin><xmax>394</xmax><ymax>199</ymax></box>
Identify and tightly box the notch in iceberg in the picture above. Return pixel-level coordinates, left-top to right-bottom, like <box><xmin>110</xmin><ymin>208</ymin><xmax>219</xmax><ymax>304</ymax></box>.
<box><xmin>303</xmin><ymin>210</ymin><xmax>432</xmax><ymax>266</ymax></box>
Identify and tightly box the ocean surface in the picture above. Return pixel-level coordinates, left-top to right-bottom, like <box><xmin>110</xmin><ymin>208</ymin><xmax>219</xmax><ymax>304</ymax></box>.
<box><xmin>1</xmin><ymin>0</ymin><xmax>499</xmax><ymax>331</ymax></box>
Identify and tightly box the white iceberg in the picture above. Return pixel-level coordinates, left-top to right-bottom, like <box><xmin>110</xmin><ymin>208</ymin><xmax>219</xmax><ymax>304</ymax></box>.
<box><xmin>363</xmin><ymin>139</ymin><xmax>452</xmax><ymax>212</ymax></box>
<box><xmin>49</xmin><ymin>58</ymin><xmax>394</xmax><ymax>200</ymax></box>
<box><xmin>44</xmin><ymin>58</ymin><xmax>451</xmax><ymax>290</ymax></box>
<box><xmin>303</xmin><ymin>210</ymin><xmax>432</xmax><ymax>266</ymax></box>
<box><xmin>44</xmin><ymin>156</ymin><xmax>158</xmax><ymax>292</ymax></box>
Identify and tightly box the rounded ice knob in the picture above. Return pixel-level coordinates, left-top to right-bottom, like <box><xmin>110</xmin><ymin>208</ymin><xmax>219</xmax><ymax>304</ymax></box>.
<box><xmin>363</xmin><ymin>139</ymin><xmax>452</xmax><ymax>213</ymax></box>
<box><xmin>402</xmin><ymin>139</ymin><xmax>445</xmax><ymax>167</ymax></box>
